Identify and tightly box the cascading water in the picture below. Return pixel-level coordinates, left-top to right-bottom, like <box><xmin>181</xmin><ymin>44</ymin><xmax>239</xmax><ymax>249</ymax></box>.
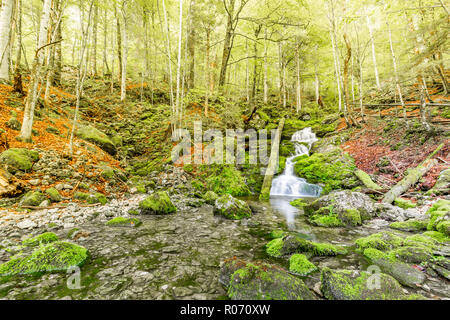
<box><xmin>270</xmin><ymin>127</ymin><xmax>323</xmax><ymax>198</ymax></box>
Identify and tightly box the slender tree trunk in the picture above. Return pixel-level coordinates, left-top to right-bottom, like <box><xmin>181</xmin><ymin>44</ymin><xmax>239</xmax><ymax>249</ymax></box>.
<box><xmin>174</xmin><ymin>0</ymin><xmax>183</xmax><ymax>131</ymax></box>
<box><xmin>204</xmin><ymin>28</ymin><xmax>211</xmax><ymax>116</ymax></box>
<box><xmin>295</xmin><ymin>43</ymin><xmax>302</xmax><ymax>113</ymax></box>
<box><xmin>115</xmin><ymin>6</ymin><xmax>122</xmax><ymax>83</ymax></box>
<box><xmin>13</xmin><ymin>0</ymin><xmax>23</xmax><ymax>93</ymax></box>
<box><xmin>18</xmin><ymin>0</ymin><xmax>52</xmax><ymax>142</ymax></box>
<box><xmin>330</xmin><ymin>30</ymin><xmax>342</xmax><ymax>113</ymax></box>
<box><xmin>263</xmin><ymin>28</ymin><xmax>268</xmax><ymax>104</ymax></box>
<box><xmin>0</xmin><ymin>0</ymin><xmax>14</xmax><ymax>81</ymax></box>
<box><xmin>187</xmin><ymin>0</ymin><xmax>195</xmax><ymax>89</ymax></box>
<box><xmin>245</xmin><ymin>39</ymin><xmax>249</xmax><ymax>103</ymax></box>
<box><xmin>367</xmin><ymin>15</ymin><xmax>381</xmax><ymax>90</ymax></box>
<box><xmin>102</xmin><ymin>7</ymin><xmax>110</xmax><ymax>76</ymax></box>
<box><xmin>92</xmin><ymin>4</ymin><xmax>98</xmax><ymax>76</ymax></box>
<box><xmin>314</xmin><ymin>44</ymin><xmax>321</xmax><ymax>106</ymax></box>
<box><xmin>120</xmin><ymin>2</ymin><xmax>127</xmax><ymax>101</ymax></box>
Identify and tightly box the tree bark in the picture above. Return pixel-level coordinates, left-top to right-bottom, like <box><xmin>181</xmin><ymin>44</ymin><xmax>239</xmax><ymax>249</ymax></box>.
<box><xmin>367</xmin><ymin>15</ymin><xmax>381</xmax><ymax>91</ymax></box>
<box><xmin>120</xmin><ymin>1</ymin><xmax>127</xmax><ymax>101</ymax></box>
<box><xmin>0</xmin><ymin>0</ymin><xmax>14</xmax><ymax>81</ymax></box>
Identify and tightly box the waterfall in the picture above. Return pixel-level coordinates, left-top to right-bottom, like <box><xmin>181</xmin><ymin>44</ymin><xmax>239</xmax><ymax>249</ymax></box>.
<box><xmin>270</xmin><ymin>127</ymin><xmax>322</xmax><ymax>197</ymax></box>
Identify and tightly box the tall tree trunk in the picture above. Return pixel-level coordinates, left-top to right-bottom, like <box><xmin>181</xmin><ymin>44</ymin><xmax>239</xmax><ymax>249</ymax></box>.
<box><xmin>219</xmin><ymin>13</ymin><xmax>233</xmax><ymax>88</ymax></box>
<box><xmin>314</xmin><ymin>44</ymin><xmax>321</xmax><ymax>106</ymax></box>
<box><xmin>102</xmin><ymin>7</ymin><xmax>110</xmax><ymax>76</ymax></box>
<box><xmin>161</xmin><ymin>0</ymin><xmax>175</xmax><ymax>117</ymax></box>
<box><xmin>13</xmin><ymin>0</ymin><xmax>23</xmax><ymax>94</ymax></box>
<box><xmin>366</xmin><ymin>15</ymin><xmax>381</xmax><ymax>91</ymax></box>
<box><xmin>115</xmin><ymin>6</ymin><xmax>122</xmax><ymax>83</ymax></box>
<box><xmin>0</xmin><ymin>0</ymin><xmax>14</xmax><ymax>81</ymax></box>
<box><xmin>18</xmin><ymin>0</ymin><xmax>52</xmax><ymax>142</ymax></box>
<box><xmin>92</xmin><ymin>3</ymin><xmax>98</xmax><ymax>76</ymax></box>
<box><xmin>120</xmin><ymin>1</ymin><xmax>127</xmax><ymax>101</ymax></box>
<box><xmin>263</xmin><ymin>27</ymin><xmax>268</xmax><ymax>104</ymax></box>
<box><xmin>54</xmin><ymin>4</ymin><xmax>63</xmax><ymax>86</ymax></box>
<box><xmin>330</xmin><ymin>29</ymin><xmax>342</xmax><ymax>113</ymax></box>
<box><xmin>295</xmin><ymin>42</ymin><xmax>302</xmax><ymax>113</ymax></box>
<box><xmin>204</xmin><ymin>28</ymin><xmax>211</xmax><ymax>116</ymax></box>
<box><xmin>174</xmin><ymin>0</ymin><xmax>183</xmax><ymax>131</ymax></box>
<box><xmin>187</xmin><ymin>0</ymin><xmax>195</xmax><ymax>89</ymax></box>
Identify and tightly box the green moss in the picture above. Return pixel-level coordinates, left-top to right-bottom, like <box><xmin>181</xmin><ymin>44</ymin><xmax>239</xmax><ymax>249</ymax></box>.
<box><xmin>74</xmin><ymin>192</ymin><xmax>89</xmax><ymax>201</ymax></box>
<box><xmin>22</xmin><ymin>232</ymin><xmax>59</xmax><ymax>247</ymax></box>
<box><xmin>45</xmin><ymin>188</ymin><xmax>62</xmax><ymax>202</ymax></box>
<box><xmin>139</xmin><ymin>191</ymin><xmax>177</xmax><ymax>214</ymax></box>
<box><xmin>265</xmin><ymin>238</ymin><xmax>284</xmax><ymax>257</ymax></box>
<box><xmin>202</xmin><ymin>190</ymin><xmax>219</xmax><ymax>205</ymax></box>
<box><xmin>76</xmin><ymin>125</ymin><xmax>116</xmax><ymax>155</ymax></box>
<box><xmin>21</xmin><ymin>191</ymin><xmax>46</xmax><ymax>206</ymax></box>
<box><xmin>403</xmin><ymin>234</ymin><xmax>437</xmax><ymax>250</ymax></box>
<box><xmin>389</xmin><ymin>219</ymin><xmax>428</xmax><ymax>232</ymax></box>
<box><xmin>87</xmin><ymin>193</ymin><xmax>108</xmax><ymax>205</ymax></box>
<box><xmin>355</xmin><ymin>232</ymin><xmax>404</xmax><ymax>251</ymax></box>
<box><xmin>422</xmin><ymin>231</ymin><xmax>449</xmax><ymax>243</ymax></box>
<box><xmin>355</xmin><ymin>169</ymin><xmax>382</xmax><ymax>190</ymax></box>
<box><xmin>340</xmin><ymin>209</ymin><xmax>362</xmax><ymax>226</ymax></box>
<box><xmin>128</xmin><ymin>209</ymin><xmax>140</xmax><ymax>216</ymax></box>
<box><xmin>289</xmin><ymin>199</ymin><xmax>308</xmax><ymax>208</ymax></box>
<box><xmin>289</xmin><ymin>254</ymin><xmax>318</xmax><ymax>276</ymax></box>
<box><xmin>106</xmin><ymin>217</ymin><xmax>142</xmax><ymax>227</ymax></box>
<box><xmin>309</xmin><ymin>214</ymin><xmax>344</xmax><ymax>227</ymax></box>
<box><xmin>436</xmin><ymin>221</ymin><xmax>450</xmax><ymax>236</ymax></box>
<box><xmin>293</xmin><ymin>150</ymin><xmax>357</xmax><ymax>194</ymax></box>
<box><xmin>394</xmin><ymin>198</ymin><xmax>417</xmax><ymax>209</ymax></box>
<box><xmin>269</xmin><ymin>230</ymin><xmax>287</xmax><ymax>239</ymax></box>
<box><xmin>67</xmin><ymin>228</ymin><xmax>80</xmax><ymax>239</ymax></box>
<box><xmin>0</xmin><ymin>148</ymin><xmax>39</xmax><ymax>173</ymax></box>
<box><xmin>0</xmin><ymin>241</ymin><xmax>88</xmax><ymax>276</ymax></box>
<box><xmin>205</xmin><ymin>165</ymin><xmax>250</xmax><ymax>197</ymax></box>
<box><xmin>310</xmin><ymin>242</ymin><xmax>347</xmax><ymax>256</ymax></box>
<box><xmin>363</xmin><ymin>248</ymin><xmax>392</xmax><ymax>262</ymax></box>
<box><xmin>213</xmin><ymin>194</ymin><xmax>252</xmax><ymax>220</ymax></box>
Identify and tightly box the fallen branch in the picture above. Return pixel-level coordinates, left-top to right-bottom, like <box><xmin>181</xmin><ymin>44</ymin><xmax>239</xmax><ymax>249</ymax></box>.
<box><xmin>355</xmin><ymin>169</ymin><xmax>383</xmax><ymax>190</ymax></box>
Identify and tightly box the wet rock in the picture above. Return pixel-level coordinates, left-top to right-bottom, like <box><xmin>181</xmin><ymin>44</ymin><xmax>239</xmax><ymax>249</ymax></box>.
<box><xmin>220</xmin><ymin>258</ymin><xmax>315</xmax><ymax>300</ymax></box>
<box><xmin>213</xmin><ymin>194</ymin><xmax>252</xmax><ymax>220</ymax></box>
<box><xmin>389</xmin><ymin>219</ymin><xmax>428</xmax><ymax>232</ymax></box>
<box><xmin>139</xmin><ymin>191</ymin><xmax>177</xmax><ymax>215</ymax></box>
<box><xmin>76</xmin><ymin>125</ymin><xmax>117</xmax><ymax>155</ymax></box>
<box><xmin>202</xmin><ymin>191</ymin><xmax>218</xmax><ymax>205</ymax></box>
<box><xmin>106</xmin><ymin>217</ymin><xmax>142</xmax><ymax>228</ymax></box>
<box><xmin>320</xmin><ymin>267</ymin><xmax>424</xmax><ymax>300</ymax></box>
<box><xmin>266</xmin><ymin>235</ymin><xmax>346</xmax><ymax>258</ymax></box>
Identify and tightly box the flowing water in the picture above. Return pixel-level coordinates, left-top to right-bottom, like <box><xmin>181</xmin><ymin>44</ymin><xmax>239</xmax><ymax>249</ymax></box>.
<box><xmin>270</xmin><ymin>127</ymin><xmax>323</xmax><ymax>198</ymax></box>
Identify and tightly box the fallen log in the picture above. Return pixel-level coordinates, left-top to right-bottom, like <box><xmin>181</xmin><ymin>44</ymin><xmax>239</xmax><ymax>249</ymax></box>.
<box><xmin>382</xmin><ymin>159</ymin><xmax>437</xmax><ymax>204</ymax></box>
<box><xmin>260</xmin><ymin>117</ymin><xmax>285</xmax><ymax>201</ymax></box>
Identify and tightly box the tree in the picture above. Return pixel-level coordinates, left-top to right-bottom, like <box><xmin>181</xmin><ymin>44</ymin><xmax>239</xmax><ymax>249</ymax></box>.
<box><xmin>0</xmin><ymin>0</ymin><xmax>14</xmax><ymax>81</ymax></box>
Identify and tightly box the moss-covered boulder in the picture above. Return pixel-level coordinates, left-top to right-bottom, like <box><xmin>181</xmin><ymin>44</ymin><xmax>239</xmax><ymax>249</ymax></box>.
<box><xmin>139</xmin><ymin>191</ymin><xmax>177</xmax><ymax>215</ymax></box>
<box><xmin>303</xmin><ymin>191</ymin><xmax>376</xmax><ymax>226</ymax></box>
<box><xmin>45</xmin><ymin>187</ymin><xmax>62</xmax><ymax>202</ymax></box>
<box><xmin>21</xmin><ymin>191</ymin><xmax>46</xmax><ymax>206</ymax></box>
<box><xmin>76</xmin><ymin>125</ymin><xmax>117</xmax><ymax>155</ymax></box>
<box><xmin>355</xmin><ymin>231</ymin><xmax>404</xmax><ymax>251</ymax></box>
<box><xmin>106</xmin><ymin>217</ymin><xmax>142</xmax><ymax>228</ymax></box>
<box><xmin>74</xmin><ymin>192</ymin><xmax>89</xmax><ymax>201</ymax></box>
<box><xmin>22</xmin><ymin>232</ymin><xmax>59</xmax><ymax>247</ymax></box>
<box><xmin>0</xmin><ymin>148</ymin><xmax>39</xmax><ymax>173</ymax></box>
<box><xmin>289</xmin><ymin>254</ymin><xmax>318</xmax><ymax>276</ymax></box>
<box><xmin>294</xmin><ymin>148</ymin><xmax>359</xmax><ymax>193</ymax></box>
<box><xmin>266</xmin><ymin>235</ymin><xmax>346</xmax><ymax>258</ymax></box>
<box><xmin>389</xmin><ymin>219</ymin><xmax>428</xmax><ymax>232</ymax></box>
<box><xmin>436</xmin><ymin>221</ymin><xmax>450</xmax><ymax>236</ymax></box>
<box><xmin>0</xmin><ymin>241</ymin><xmax>88</xmax><ymax>276</ymax></box>
<box><xmin>427</xmin><ymin>168</ymin><xmax>450</xmax><ymax>195</ymax></box>
<box><xmin>202</xmin><ymin>190</ymin><xmax>219</xmax><ymax>205</ymax></box>
<box><xmin>426</xmin><ymin>199</ymin><xmax>450</xmax><ymax>232</ymax></box>
<box><xmin>219</xmin><ymin>258</ymin><xmax>315</xmax><ymax>300</ymax></box>
<box><xmin>87</xmin><ymin>193</ymin><xmax>108</xmax><ymax>205</ymax></box>
<box><xmin>320</xmin><ymin>267</ymin><xmax>425</xmax><ymax>300</ymax></box>
<box><xmin>213</xmin><ymin>194</ymin><xmax>252</xmax><ymax>220</ymax></box>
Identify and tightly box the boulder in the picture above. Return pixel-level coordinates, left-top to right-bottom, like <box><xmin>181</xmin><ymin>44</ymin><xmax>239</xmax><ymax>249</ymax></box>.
<box><xmin>266</xmin><ymin>235</ymin><xmax>346</xmax><ymax>258</ymax></box>
<box><xmin>0</xmin><ymin>241</ymin><xmax>88</xmax><ymax>276</ymax></box>
<box><xmin>213</xmin><ymin>194</ymin><xmax>252</xmax><ymax>220</ymax></box>
<box><xmin>0</xmin><ymin>148</ymin><xmax>39</xmax><ymax>173</ymax></box>
<box><xmin>202</xmin><ymin>190</ymin><xmax>219</xmax><ymax>205</ymax></box>
<box><xmin>106</xmin><ymin>217</ymin><xmax>142</xmax><ymax>228</ymax></box>
<box><xmin>320</xmin><ymin>267</ymin><xmax>424</xmax><ymax>300</ymax></box>
<box><xmin>389</xmin><ymin>219</ymin><xmax>428</xmax><ymax>232</ymax></box>
<box><xmin>289</xmin><ymin>254</ymin><xmax>318</xmax><ymax>276</ymax></box>
<box><xmin>139</xmin><ymin>191</ymin><xmax>177</xmax><ymax>215</ymax></box>
<box><xmin>45</xmin><ymin>187</ymin><xmax>62</xmax><ymax>202</ymax></box>
<box><xmin>220</xmin><ymin>258</ymin><xmax>315</xmax><ymax>300</ymax></box>
<box><xmin>428</xmin><ymin>168</ymin><xmax>450</xmax><ymax>195</ymax></box>
<box><xmin>21</xmin><ymin>191</ymin><xmax>46</xmax><ymax>207</ymax></box>
<box><xmin>76</xmin><ymin>125</ymin><xmax>117</xmax><ymax>155</ymax></box>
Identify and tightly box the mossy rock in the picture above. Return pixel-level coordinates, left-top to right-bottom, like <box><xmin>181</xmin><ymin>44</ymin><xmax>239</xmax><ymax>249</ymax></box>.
<box><xmin>45</xmin><ymin>126</ymin><xmax>60</xmax><ymax>135</ymax></box>
<box><xmin>0</xmin><ymin>148</ymin><xmax>39</xmax><ymax>173</ymax></box>
<box><xmin>213</xmin><ymin>194</ymin><xmax>252</xmax><ymax>220</ymax></box>
<box><xmin>269</xmin><ymin>230</ymin><xmax>288</xmax><ymax>239</ymax></box>
<box><xmin>0</xmin><ymin>241</ymin><xmax>88</xmax><ymax>276</ymax></box>
<box><xmin>289</xmin><ymin>198</ymin><xmax>308</xmax><ymax>208</ymax></box>
<box><xmin>21</xmin><ymin>191</ymin><xmax>46</xmax><ymax>207</ymax></box>
<box><xmin>436</xmin><ymin>221</ymin><xmax>450</xmax><ymax>236</ymax></box>
<box><xmin>422</xmin><ymin>231</ymin><xmax>449</xmax><ymax>243</ymax></box>
<box><xmin>309</xmin><ymin>214</ymin><xmax>344</xmax><ymax>228</ymax></box>
<box><xmin>320</xmin><ymin>267</ymin><xmax>425</xmax><ymax>300</ymax></box>
<box><xmin>394</xmin><ymin>198</ymin><xmax>417</xmax><ymax>209</ymax></box>
<box><xmin>220</xmin><ymin>259</ymin><xmax>315</xmax><ymax>300</ymax></box>
<box><xmin>74</xmin><ymin>192</ymin><xmax>89</xmax><ymax>201</ymax></box>
<box><xmin>205</xmin><ymin>165</ymin><xmax>251</xmax><ymax>197</ymax></box>
<box><xmin>76</xmin><ymin>125</ymin><xmax>116</xmax><ymax>155</ymax></box>
<box><xmin>389</xmin><ymin>219</ymin><xmax>428</xmax><ymax>232</ymax></box>
<box><xmin>426</xmin><ymin>199</ymin><xmax>450</xmax><ymax>231</ymax></box>
<box><xmin>289</xmin><ymin>254</ymin><xmax>318</xmax><ymax>276</ymax></box>
<box><xmin>106</xmin><ymin>217</ymin><xmax>142</xmax><ymax>228</ymax></box>
<box><xmin>87</xmin><ymin>193</ymin><xmax>108</xmax><ymax>205</ymax></box>
<box><xmin>22</xmin><ymin>232</ymin><xmax>59</xmax><ymax>247</ymax></box>
<box><xmin>202</xmin><ymin>190</ymin><xmax>219</xmax><ymax>205</ymax></box>
<box><xmin>339</xmin><ymin>209</ymin><xmax>362</xmax><ymax>226</ymax></box>
<box><xmin>355</xmin><ymin>231</ymin><xmax>404</xmax><ymax>252</ymax></box>
<box><xmin>45</xmin><ymin>187</ymin><xmax>62</xmax><ymax>202</ymax></box>
<box><xmin>139</xmin><ymin>191</ymin><xmax>177</xmax><ymax>215</ymax></box>
<box><xmin>265</xmin><ymin>236</ymin><xmax>346</xmax><ymax>258</ymax></box>
<box><xmin>6</xmin><ymin>117</ymin><xmax>21</xmax><ymax>130</ymax></box>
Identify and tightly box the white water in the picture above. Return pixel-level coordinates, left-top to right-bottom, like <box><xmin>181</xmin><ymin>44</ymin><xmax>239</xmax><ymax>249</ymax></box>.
<box><xmin>270</xmin><ymin>127</ymin><xmax>323</xmax><ymax>198</ymax></box>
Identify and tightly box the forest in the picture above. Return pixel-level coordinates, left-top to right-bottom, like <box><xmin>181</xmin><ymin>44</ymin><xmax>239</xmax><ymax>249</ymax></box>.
<box><xmin>0</xmin><ymin>0</ymin><xmax>448</xmax><ymax>303</ymax></box>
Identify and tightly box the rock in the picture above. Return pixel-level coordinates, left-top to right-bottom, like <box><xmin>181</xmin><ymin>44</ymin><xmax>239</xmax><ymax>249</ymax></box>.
<box><xmin>266</xmin><ymin>235</ymin><xmax>346</xmax><ymax>258</ymax></box>
<box><xmin>426</xmin><ymin>199</ymin><xmax>450</xmax><ymax>232</ymax></box>
<box><xmin>213</xmin><ymin>194</ymin><xmax>252</xmax><ymax>220</ymax></box>
<box><xmin>139</xmin><ymin>191</ymin><xmax>177</xmax><ymax>215</ymax></box>
<box><xmin>389</xmin><ymin>219</ymin><xmax>428</xmax><ymax>232</ymax></box>
<box><xmin>320</xmin><ymin>267</ymin><xmax>424</xmax><ymax>300</ymax></box>
<box><xmin>21</xmin><ymin>191</ymin><xmax>46</xmax><ymax>207</ymax></box>
<box><xmin>289</xmin><ymin>254</ymin><xmax>318</xmax><ymax>276</ymax></box>
<box><xmin>202</xmin><ymin>191</ymin><xmax>218</xmax><ymax>205</ymax></box>
<box><xmin>22</xmin><ymin>232</ymin><xmax>59</xmax><ymax>247</ymax></box>
<box><xmin>304</xmin><ymin>190</ymin><xmax>377</xmax><ymax>221</ymax></box>
<box><xmin>76</xmin><ymin>125</ymin><xmax>117</xmax><ymax>155</ymax></box>
<box><xmin>428</xmin><ymin>168</ymin><xmax>450</xmax><ymax>195</ymax></box>
<box><xmin>17</xmin><ymin>219</ymin><xmax>37</xmax><ymax>229</ymax></box>
<box><xmin>375</xmin><ymin>203</ymin><xmax>406</xmax><ymax>222</ymax></box>
<box><xmin>87</xmin><ymin>193</ymin><xmax>108</xmax><ymax>205</ymax></box>
<box><xmin>220</xmin><ymin>258</ymin><xmax>315</xmax><ymax>300</ymax></box>
<box><xmin>106</xmin><ymin>217</ymin><xmax>142</xmax><ymax>228</ymax></box>
<box><xmin>39</xmin><ymin>200</ymin><xmax>50</xmax><ymax>207</ymax></box>
<box><xmin>368</xmin><ymin>256</ymin><xmax>426</xmax><ymax>288</ymax></box>
<box><xmin>0</xmin><ymin>241</ymin><xmax>88</xmax><ymax>276</ymax></box>
<box><xmin>0</xmin><ymin>167</ymin><xmax>24</xmax><ymax>197</ymax></box>
<box><xmin>0</xmin><ymin>148</ymin><xmax>39</xmax><ymax>173</ymax></box>
<box><xmin>74</xmin><ymin>192</ymin><xmax>89</xmax><ymax>201</ymax></box>
<box><xmin>45</xmin><ymin>187</ymin><xmax>62</xmax><ymax>202</ymax></box>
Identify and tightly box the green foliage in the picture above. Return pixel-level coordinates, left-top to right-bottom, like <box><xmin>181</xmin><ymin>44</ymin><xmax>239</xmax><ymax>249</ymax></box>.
<box><xmin>289</xmin><ymin>254</ymin><xmax>318</xmax><ymax>276</ymax></box>
<box><xmin>204</xmin><ymin>164</ymin><xmax>251</xmax><ymax>197</ymax></box>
